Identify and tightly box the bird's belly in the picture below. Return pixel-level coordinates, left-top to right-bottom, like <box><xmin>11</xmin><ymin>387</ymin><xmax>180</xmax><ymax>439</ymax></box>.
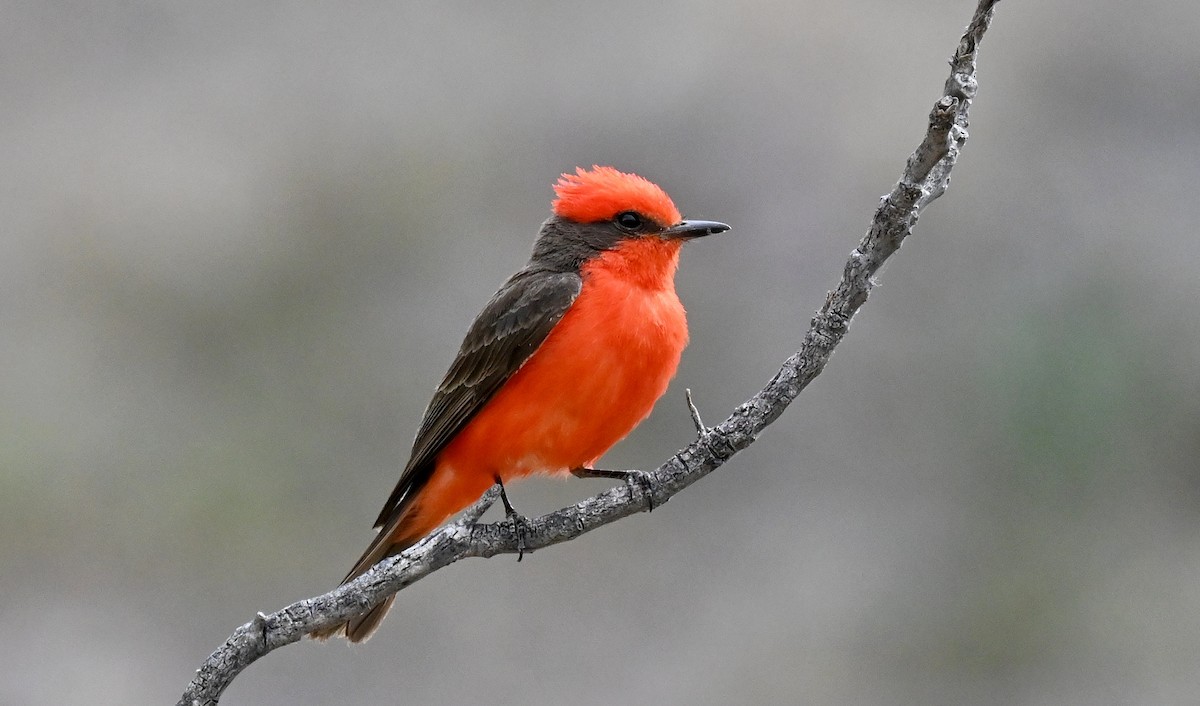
<box><xmin>440</xmin><ymin>280</ymin><xmax>688</xmax><ymax>480</ymax></box>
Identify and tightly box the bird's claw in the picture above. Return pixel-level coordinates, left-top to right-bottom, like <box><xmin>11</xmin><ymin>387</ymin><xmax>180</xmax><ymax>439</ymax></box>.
<box><xmin>571</xmin><ymin>467</ymin><xmax>657</xmax><ymax>512</ymax></box>
<box><xmin>507</xmin><ymin>510</ymin><xmax>530</xmax><ymax>561</ymax></box>
<box><xmin>626</xmin><ymin>471</ymin><xmax>656</xmax><ymax>512</ymax></box>
<box><xmin>495</xmin><ymin>477</ymin><xmax>530</xmax><ymax>561</ymax></box>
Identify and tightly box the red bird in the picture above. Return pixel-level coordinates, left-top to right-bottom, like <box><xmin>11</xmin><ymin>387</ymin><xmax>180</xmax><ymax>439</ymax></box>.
<box><xmin>314</xmin><ymin>166</ymin><xmax>729</xmax><ymax>642</ymax></box>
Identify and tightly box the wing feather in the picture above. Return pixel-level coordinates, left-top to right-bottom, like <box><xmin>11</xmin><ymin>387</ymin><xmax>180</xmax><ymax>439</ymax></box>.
<box><xmin>371</xmin><ymin>267</ymin><xmax>582</xmax><ymax>529</ymax></box>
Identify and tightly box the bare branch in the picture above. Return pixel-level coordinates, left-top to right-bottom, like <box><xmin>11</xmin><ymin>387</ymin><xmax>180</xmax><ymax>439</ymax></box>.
<box><xmin>684</xmin><ymin>388</ymin><xmax>706</xmax><ymax>434</ymax></box>
<box><xmin>177</xmin><ymin>2</ymin><xmax>1002</xmax><ymax>703</ymax></box>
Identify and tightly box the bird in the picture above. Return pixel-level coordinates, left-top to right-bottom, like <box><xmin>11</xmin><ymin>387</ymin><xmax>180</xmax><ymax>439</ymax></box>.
<box><xmin>312</xmin><ymin>165</ymin><xmax>729</xmax><ymax>642</ymax></box>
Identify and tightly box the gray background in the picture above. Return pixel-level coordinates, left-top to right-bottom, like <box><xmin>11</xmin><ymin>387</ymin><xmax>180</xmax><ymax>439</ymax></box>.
<box><xmin>3</xmin><ymin>1</ymin><xmax>1199</xmax><ymax>704</ymax></box>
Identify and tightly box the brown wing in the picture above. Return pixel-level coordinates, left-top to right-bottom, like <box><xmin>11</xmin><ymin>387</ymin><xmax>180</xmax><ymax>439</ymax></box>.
<box><xmin>371</xmin><ymin>266</ymin><xmax>582</xmax><ymax>529</ymax></box>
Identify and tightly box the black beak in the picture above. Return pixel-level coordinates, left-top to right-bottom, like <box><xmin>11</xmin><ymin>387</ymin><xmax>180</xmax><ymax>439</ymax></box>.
<box><xmin>661</xmin><ymin>220</ymin><xmax>730</xmax><ymax>239</ymax></box>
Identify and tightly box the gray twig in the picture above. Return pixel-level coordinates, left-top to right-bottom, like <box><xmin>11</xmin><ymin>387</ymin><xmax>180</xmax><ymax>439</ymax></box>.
<box><xmin>177</xmin><ymin>2</ymin><xmax>1001</xmax><ymax>703</ymax></box>
<box><xmin>459</xmin><ymin>484</ymin><xmax>501</xmax><ymax>525</ymax></box>
<box><xmin>684</xmin><ymin>388</ymin><xmax>706</xmax><ymax>434</ymax></box>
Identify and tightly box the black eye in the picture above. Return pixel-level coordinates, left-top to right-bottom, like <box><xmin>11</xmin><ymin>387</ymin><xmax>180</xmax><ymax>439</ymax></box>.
<box><xmin>615</xmin><ymin>211</ymin><xmax>644</xmax><ymax>231</ymax></box>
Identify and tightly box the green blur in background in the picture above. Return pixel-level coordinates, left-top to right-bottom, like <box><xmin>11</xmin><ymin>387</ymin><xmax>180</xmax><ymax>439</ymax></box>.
<box><xmin>2</xmin><ymin>1</ymin><xmax>1199</xmax><ymax>704</ymax></box>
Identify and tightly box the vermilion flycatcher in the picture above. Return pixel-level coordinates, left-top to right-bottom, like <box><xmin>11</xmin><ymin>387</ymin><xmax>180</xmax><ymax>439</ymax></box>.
<box><xmin>314</xmin><ymin>165</ymin><xmax>729</xmax><ymax>642</ymax></box>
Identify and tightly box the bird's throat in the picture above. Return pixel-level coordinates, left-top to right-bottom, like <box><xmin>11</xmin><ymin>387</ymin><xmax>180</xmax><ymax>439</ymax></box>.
<box><xmin>583</xmin><ymin>237</ymin><xmax>682</xmax><ymax>291</ymax></box>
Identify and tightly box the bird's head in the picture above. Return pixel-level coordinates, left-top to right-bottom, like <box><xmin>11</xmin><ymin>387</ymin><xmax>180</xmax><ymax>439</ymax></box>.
<box><xmin>532</xmin><ymin>165</ymin><xmax>729</xmax><ymax>276</ymax></box>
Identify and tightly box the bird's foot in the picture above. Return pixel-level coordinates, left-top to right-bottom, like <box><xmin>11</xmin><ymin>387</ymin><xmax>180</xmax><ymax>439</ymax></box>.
<box><xmin>494</xmin><ymin>476</ymin><xmax>530</xmax><ymax>561</ymax></box>
<box><xmin>571</xmin><ymin>467</ymin><xmax>657</xmax><ymax>512</ymax></box>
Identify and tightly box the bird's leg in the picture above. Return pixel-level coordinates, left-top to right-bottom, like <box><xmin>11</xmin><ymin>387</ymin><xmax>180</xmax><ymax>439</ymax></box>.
<box><xmin>493</xmin><ymin>475</ymin><xmax>530</xmax><ymax>561</ymax></box>
<box><xmin>571</xmin><ymin>467</ymin><xmax>656</xmax><ymax>512</ymax></box>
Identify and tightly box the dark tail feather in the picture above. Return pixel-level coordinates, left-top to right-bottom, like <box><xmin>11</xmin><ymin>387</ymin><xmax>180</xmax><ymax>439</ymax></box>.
<box><xmin>343</xmin><ymin>594</ymin><xmax>397</xmax><ymax>642</ymax></box>
<box><xmin>310</xmin><ymin>515</ymin><xmax>418</xmax><ymax>643</ymax></box>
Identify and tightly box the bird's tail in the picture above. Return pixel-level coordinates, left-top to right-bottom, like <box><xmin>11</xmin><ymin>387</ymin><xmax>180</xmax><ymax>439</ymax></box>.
<box><xmin>310</xmin><ymin>513</ymin><xmax>423</xmax><ymax>643</ymax></box>
<box><xmin>311</xmin><ymin>469</ymin><xmax>490</xmax><ymax>642</ymax></box>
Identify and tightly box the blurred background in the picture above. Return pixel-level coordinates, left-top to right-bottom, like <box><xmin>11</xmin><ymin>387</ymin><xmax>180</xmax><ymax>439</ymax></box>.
<box><xmin>3</xmin><ymin>1</ymin><xmax>1199</xmax><ymax>704</ymax></box>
